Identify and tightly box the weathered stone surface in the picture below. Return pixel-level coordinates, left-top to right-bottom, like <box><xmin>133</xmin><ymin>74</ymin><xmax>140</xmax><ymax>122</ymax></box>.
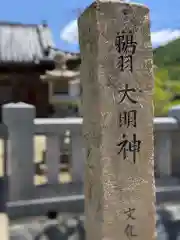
<box><xmin>78</xmin><ymin>1</ymin><xmax>155</xmax><ymax>240</ymax></box>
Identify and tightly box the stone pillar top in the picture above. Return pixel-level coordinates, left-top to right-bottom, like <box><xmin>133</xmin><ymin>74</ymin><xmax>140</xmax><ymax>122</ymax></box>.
<box><xmin>2</xmin><ymin>102</ymin><xmax>35</xmax><ymax>126</ymax></box>
<box><xmin>3</xmin><ymin>102</ymin><xmax>34</xmax><ymax>108</ymax></box>
<box><xmin>168</xmin><ymin>105</ymin><xmax>180</xmax><ymax>121</ymax></box>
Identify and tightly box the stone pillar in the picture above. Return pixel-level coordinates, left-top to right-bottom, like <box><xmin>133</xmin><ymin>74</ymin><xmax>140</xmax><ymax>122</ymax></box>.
<box><xmin>3</xmin><ymin>102</ymin><xmax>35</xmax><ymax>201</ymax></box>
<box><xmin>78</xmin><ymin>1</ymin><xmax>156</xmax><ymax>240</ymax></box>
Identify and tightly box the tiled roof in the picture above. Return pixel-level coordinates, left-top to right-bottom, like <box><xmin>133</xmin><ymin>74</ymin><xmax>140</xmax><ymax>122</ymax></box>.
<box><xmin>0</xmin><ymin>22</ymin><xmax>56</xmax><ymax>72</ymax></box>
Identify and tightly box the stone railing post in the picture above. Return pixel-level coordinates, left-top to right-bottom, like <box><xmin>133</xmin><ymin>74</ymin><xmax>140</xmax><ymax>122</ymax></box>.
<box><xmin>0</xmin><ymin>125</ymin><xmax>9</xmax><ymax>240</ymax></box>
<box><xmin>78</xmin><ymin>1</ymin><xmax>156</xmax><ymax>240</ymax></box>
<box><xmin>155</xmin><ymin>132</ymin><xmax>172</xmax><ymax>177</ymax></box>
<box><xmin>168</xmin><ymin>105</ymin><xmax>180</xmax><ymax>177</ymax></box>
<box><xmin>0</xmin><ymin>177</ymin><xmax>9</xmax><ymax>240</ymax></box>
<box><xmin>46</xmin><ymin>134</ymin><xmax>61</xmax><ymax>184</ymax></box>
<box><xmin>2</xmin><ymin>102</ymin><xmax>35</xmax><ymax>201</ymax></box>
<box><xmin>71</xmin><ymin>132</ymin><xmax>85</xmax><ymax>182</ymax></box>
<box><xmin>154</xmin><ymin>118</ymin><xmax>176</xmax><ymax>177</ymax></box>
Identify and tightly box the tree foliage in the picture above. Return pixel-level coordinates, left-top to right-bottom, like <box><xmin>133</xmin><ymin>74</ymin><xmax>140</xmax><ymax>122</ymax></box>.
<box><xmin>153</xmin><ymin>68</ymin><xmax>180</xmax><ymax>116</ymax></box>
<box><xmin>153</xmin><ymin>38</ymin><xmax>180</xmax><ymax>81</ymax></box>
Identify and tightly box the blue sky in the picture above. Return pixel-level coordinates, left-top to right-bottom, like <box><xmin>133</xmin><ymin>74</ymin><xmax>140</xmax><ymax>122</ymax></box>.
<box><xmin>1</xmin><ymin>0</ymin><xmax>180</xmax><ymax>52</ymax></box>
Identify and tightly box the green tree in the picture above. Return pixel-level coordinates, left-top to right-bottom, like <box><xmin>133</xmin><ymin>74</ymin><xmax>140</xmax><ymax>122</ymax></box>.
<box><xmin>153</xmin><ymin>68</ymin><xmax>180</xmax><ymax>116</ymax></box>
<box><xmin>153</xmin><ymin>38</ymin><xmax>180</xmax><ymax>81</ymax></box>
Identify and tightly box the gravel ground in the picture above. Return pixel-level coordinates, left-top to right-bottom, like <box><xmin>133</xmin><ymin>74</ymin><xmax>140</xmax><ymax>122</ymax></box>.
<box><xmin>8</xmin><ymin>204</ymin><xmax>180</xmax><ymax>240</ymax></box>
<box><xmin>10</xmin><ymin>214</ymin><xmax>85</xmax><ymax>240</ymax></box>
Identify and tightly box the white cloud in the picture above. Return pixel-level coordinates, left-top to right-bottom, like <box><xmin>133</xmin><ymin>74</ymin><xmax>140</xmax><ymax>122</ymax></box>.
<box><xmin>60</xmin><ymin>19</ymin><xmax>78</xmax><ymax>44</ymax></box>
<box><xmin>60</xmin><ymin>20</ymin><xmax>180</xmax><ymax>48</ymax></box>
<box><xmin>151</xmin><ymin>29</ymin><xmax>180</xmax><ymax>47</ymax></box>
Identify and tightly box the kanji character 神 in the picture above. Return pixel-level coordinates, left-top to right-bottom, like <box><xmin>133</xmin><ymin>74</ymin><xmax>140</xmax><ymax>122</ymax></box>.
<box><xmin>116</xmin><ymin>134</ymin><xmax>141</xmax><ymax>164</ymax></box>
